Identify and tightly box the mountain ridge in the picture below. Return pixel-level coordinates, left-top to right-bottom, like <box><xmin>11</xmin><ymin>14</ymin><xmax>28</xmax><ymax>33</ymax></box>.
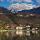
<box><xmin>18</xmin><ymin>7</ymin><xmax>40</xmax><ymax>14</ymax></box>
<box><xmin>0</xmin><ymin>7</ymin><xmax>40</xmax><ymax>14</ymax></box>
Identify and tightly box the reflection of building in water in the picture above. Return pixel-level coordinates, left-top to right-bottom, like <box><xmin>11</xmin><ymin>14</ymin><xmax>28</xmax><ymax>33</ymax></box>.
<box><xmin>16</xmin><ymin>30</ymin><xmax>39</xmax><ymax>36</ymax></box>
<box><xmin>26</xmin><ymin>31</ymin><xmax>30</xmax><ymax>36</ymax></box>
<box><xmin>16</xmin><ymin>30</ymin><xmax>24</xmax><ymax>36</ymax></box>
<box><xmin>16</xmin><ymin>24</ymin><xmax>39</xmax><ymax>36</ymax></box>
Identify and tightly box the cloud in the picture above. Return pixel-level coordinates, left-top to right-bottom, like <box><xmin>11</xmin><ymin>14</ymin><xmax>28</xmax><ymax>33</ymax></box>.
<box><xmin>36</xmin><ymin>0</ymin><xmax>40</xmax><ymax>3</ymax></box>
<box><xmin>32</xmin><ymin>5</ymin><xmax>39</xmax><ymax>8</ymax></box>
<box><xmin>36</xmin><ymin>0</ymin><xmax>40</xmax><ymax>5</ymax></box>
<box><xmin>32</xmin><ymin>0</ymin><xmax>40</xmax><ymax>6</ymax></box>
<box><xmin>0</xmin><ymin>0</ymin><xmax>3</xmax><ymax>2</ymax></box>
<box><xmin>8</xmin><ymin>3</ymin><xmax>33</xmax><ymax>11</ymax></box>
<box><xmin>8</xmin><ymin>0</ymin><xmax>32</xmax><ymax>3</ymax></box>
<box><xmin>7</xmin><ymin>0</ymin><xmax>40</xmax><ymax>11</ymax></box>
<box><xmin>16</xmin><ymin>0</ymin><xmax>32</xmax><ymax>2</ymax></box>
<box><xmin>8</xmin><ymin>3</ymin><xmax>40</xmax><ymax>12</ymax></box>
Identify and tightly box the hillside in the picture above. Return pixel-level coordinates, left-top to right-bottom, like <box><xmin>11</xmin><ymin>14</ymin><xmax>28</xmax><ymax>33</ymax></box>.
<box><xmin>0</xmin><ymin>7</ymin><xmax>40</xmax><ymax>28</ymax></box>
<box><xmin>0</xmin><ymin>7</ymin><xmax>16</xmax><ymax>29</ymax></box>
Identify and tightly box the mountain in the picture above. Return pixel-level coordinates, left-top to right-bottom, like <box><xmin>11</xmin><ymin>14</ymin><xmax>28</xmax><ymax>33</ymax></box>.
<box><xmin>0</xmin><ymin>7</ymin><xmax>40</xmax><ymax>15</ymax></box>
<box><xmin>0</xmin><ymin>7</ymin><xmax>17</xmax><ymax>29</ymax></box>
<box><xmin>18</xmin><ymin>7</ymin><xmax>40</xmax><ymax>14</ymax></box>
<box><xmin>0</xmin><ymin>7</ymin><xmax>12</xmax><ymax>14</ymax></box>
<box><xmin>0</xmin><ymin>7</ymin><xmax>9</xmax><ymax>12</ymax></box>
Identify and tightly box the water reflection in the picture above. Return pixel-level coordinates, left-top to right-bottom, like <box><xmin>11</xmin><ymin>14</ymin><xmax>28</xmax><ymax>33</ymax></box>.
<box><xmin>0</xmin><ymin>30</ymin><xmax>40</xmax><ymax>40</ymax></box>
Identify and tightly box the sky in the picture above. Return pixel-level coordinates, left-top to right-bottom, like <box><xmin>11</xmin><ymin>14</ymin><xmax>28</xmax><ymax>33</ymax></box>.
<box><xmin>0</xmin><ymin>0</ymin><xmax>10</xmax><ymax>8</ymax></box>
<box><xmin>0</xmin><ymin>0</ymin><xmax>40</xmax><ymax>10</ymax></box>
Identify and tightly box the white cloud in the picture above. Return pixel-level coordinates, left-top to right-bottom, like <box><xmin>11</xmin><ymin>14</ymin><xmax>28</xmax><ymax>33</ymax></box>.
<box><xmin>8</xmin><ymin>3</ymin><xmax>33</xmax><ymax>11</ymax></box>
<box><xmin>7</xmin><ymin>0</ymin><xmax>40</xmax><ymax>11</ymax></box>
<box><xmin>8</xmin><ymin>0</ymin><xmax>32</xmax><ymax>3</ymax></box>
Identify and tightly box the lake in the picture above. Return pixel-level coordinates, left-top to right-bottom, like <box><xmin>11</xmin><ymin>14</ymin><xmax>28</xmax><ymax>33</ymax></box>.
<box><xmin>0</xmin><ymin>29</ymin><xmax>40</xmax><ymax>40</ymax></box>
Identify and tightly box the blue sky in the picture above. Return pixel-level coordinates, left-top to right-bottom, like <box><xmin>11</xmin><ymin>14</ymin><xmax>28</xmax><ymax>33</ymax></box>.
<box><xmin>0</xmin><ymin>0</ymin><xmax>40</xmax><ymax>8</ymax></box>
<box><xmin>0</xmin><ymin>1</ymin><xmax>10</xmax><ymax>8</ymax></box>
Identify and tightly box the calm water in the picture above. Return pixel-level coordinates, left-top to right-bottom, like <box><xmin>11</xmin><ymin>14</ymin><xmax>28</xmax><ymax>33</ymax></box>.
<box><xmin>0</xmin><ymin>30</ymin><xmax>40</xmax><ymax>40</ymax></box>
